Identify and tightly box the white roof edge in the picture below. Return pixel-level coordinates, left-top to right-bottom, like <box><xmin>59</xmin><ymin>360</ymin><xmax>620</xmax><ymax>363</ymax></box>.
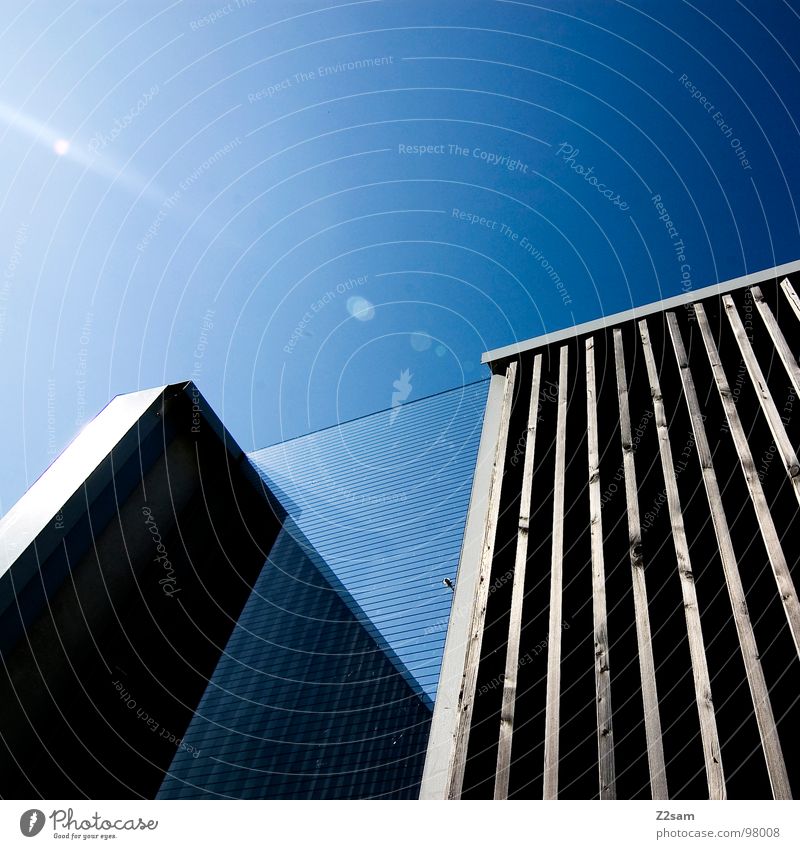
<box><xmin>482</xmin><ymin>258</ymin><xmax>800</xmax><ymax>364</ymax></box>
<box><xmin>0</xmin><ymin>385</ymin><xmax>167</xmax><ymax>576</ymax></box>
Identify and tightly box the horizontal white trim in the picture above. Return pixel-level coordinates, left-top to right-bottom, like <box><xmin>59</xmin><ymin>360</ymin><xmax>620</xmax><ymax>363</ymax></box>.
<box><xmin>482</xmin><ymin>258</ymin><xmax>800</xmax><ymax>364</ymax></box>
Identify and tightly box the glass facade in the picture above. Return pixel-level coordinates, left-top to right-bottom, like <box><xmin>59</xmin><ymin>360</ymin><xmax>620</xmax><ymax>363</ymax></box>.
<box><xmin>158</xmin><ymin>379</ymin><xmax>489</xmax><ymax>798</ymax></box>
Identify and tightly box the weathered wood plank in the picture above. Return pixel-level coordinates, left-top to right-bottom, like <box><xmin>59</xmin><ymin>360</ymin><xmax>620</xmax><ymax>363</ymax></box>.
<box><xmin>612</xmin><ymin>328</ymin><xmax>669</xmax><ymax>800</ymax></box>
<box><xmin>751</xmin><ymin>285</ymin><xmax>800</xmax><ymax>399</ymax></box>
<box><xmin>494</xmin><ymin>355</ymin><xmax>543</xmax><ymax>800</ymax></box>
<box><xmin>667</xmin><ymin>312</ymin><xmax>791</xmax><ymax>800</ymax></box>
<box><xmin>586</xmin><ymin>337</ymin><xmax>616</xmax><ymax>800</ymax></box>
<box><xmin>543</xmin><ymin>346</ymin><xmax>569</xmax><ymax>800</ymax></box>
<box><xmin>780</xmin><ymin>276</ymin><xmax>800</xmax><ymax>324</ymax></box>
<box><xmin>639</xmin><ymin>317</ymin><xmax>727</xmax><ymax>801</ymax></box>
<box><xmin>446</xmin><ymin>360</ymin><xmax>518</xmax><ymax>799</ymax></box>
<box><xmin>695</xmin><ymin>304</ymin><xmax>800</xmax><ymax>662</ymax></box>
<box><xmin>722</xmin><ymin>294</ymin><xmax>800</xmax><ymax>507</ymax></box>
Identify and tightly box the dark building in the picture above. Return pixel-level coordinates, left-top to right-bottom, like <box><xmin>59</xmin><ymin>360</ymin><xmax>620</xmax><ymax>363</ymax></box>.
<box><xmin>422</xmin><ymin>261</ymin><xmax>800</xmax><ymax>801</ymax></box>
<box><xmin>0</xmin><ymin>383</ymin><xmax>283</xmax><ymax>798</ymax></box>
<box><xmin>0</xmin><ymin>378</ymin><xmax>487</xmax><ymax>799</ymax></box>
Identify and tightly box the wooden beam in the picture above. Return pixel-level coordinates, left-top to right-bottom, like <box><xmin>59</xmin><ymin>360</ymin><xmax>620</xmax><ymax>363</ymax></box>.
<box><xmin>639</xmin><ymin>318</ymin><xmax>727</xmax><ymax>800</ymax></box>
<box><xmin>420</xmin><ymin>372</ymin><xmax>510</xmax><ymax>799</ymax></box>
<box><xmin>586</xmin><ymin>337</ymin><xmax>616</xmax><ymax>800</ymax></box>
<box><xmin>780</xmin><ymin>277</ymin><xmax>800</xmax><ymax>324</ymax></box>
<box><xmin>751</xmin><ymin>285</ymin><xmax>800</xmax><ymax>399</ymax></box>
<box><xmin>667</xmin><ymin>312</ymin><xmax>792</xmax><ymax>800</ymax></box>
<box><xmin>613</xmin><ymin>328</ymin><xmax>669</xmax><ymax>800</ymax></box>
<box><xmin>494</xmin><ymin>355</ymin><xmax>543</xmax><ymax>800</ymax></box>
<box><xmin>695</xmin><ymin>304</ymin><xmax>800</xmax><ymax>662</ymax></box>
<box><xmin>446</xmin><ymin>360</ymin><xmax>518</xmax><ymax>799</ymax></box>
<box><xmin>543</xmin><ymin>346</ymin><xmax>569</xmax><ymax>800</ymax></box>
<box><xmin>722</xmin><ymin>294</ymin><xmax>800</xmax><ymax>507</ymax></box>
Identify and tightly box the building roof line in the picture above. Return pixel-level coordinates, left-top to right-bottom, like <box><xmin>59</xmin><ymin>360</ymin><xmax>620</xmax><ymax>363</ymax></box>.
<box><xmin>481</xmin><ymin>257</ymin><xmax>800</xmax><ymax>364</ymax></box>
<box><xmin>250</xmin><ymin>376</ymin><xmax>490</xmax><ymax>452</ymax></box>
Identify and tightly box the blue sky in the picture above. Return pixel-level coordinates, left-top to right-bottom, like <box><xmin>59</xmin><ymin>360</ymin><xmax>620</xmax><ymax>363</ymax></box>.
<box><xmin>1</xmin><ymin>0</ymin><xmax>799</xmax><ymax>512</ymax></box>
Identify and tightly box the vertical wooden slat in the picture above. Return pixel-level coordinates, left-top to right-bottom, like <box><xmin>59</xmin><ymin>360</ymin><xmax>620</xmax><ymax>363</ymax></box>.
<box><xmin>543</xmin><ymin>345</ymin><xmax>569</xmax><ymax>800</ymax></box>
<box><xmin>446</xmin><ymin>360</ymin><xmax>518</xmax><ymax>799</ymax></box>
<box><xmin>751</xmin><ymin>285</ymin><xmax>800</xmax><ymax>398</ymax></box>
<box><xmin>613</xmin><ymin>328</ymin><xmax>669</xmax><ymax>800</ymax></box>
<box><xmin>695</xmin><ymin>304</ymin><xmax>800</xmax><ymax>662</ymax></box>
<box><xmin>667</xmin><ymin>312</ymin><xmax>792</xmax><ymax>800</ymax></box>
<box><xmin>494</xmin><ymin>355</ymin><xmax>543</xmax><ymax>800</ymax></box>
<box><xmin>586</xmin><ymin>337</ymin><xmax>616</xmax><ymax>800</ymax></box>
<box><xmin>722</xmin><ymin>294</ymin><xmax>800</xmax><ymax>507</ymax></box>
<box><xmin>639</xmin><ymin>318</ymin><xmax>727</xmax><ymax>800</ymax></box>
<box><xmin>780</xmin><ymin>276</ymin><xmax>800</xmax><ymax>324</ymax></box>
